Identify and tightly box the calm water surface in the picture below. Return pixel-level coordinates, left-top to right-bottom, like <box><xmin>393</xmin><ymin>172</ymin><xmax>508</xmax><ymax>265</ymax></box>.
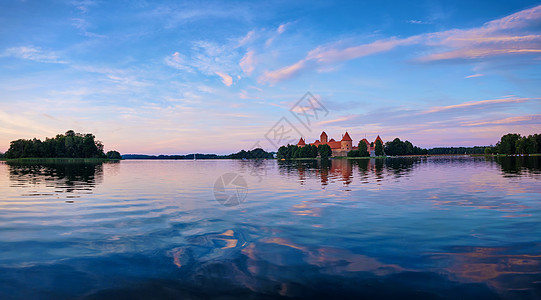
<box><xmin>0</xmin><ymin>157</ymin><xmax>540</xmax><ymax>299</ymax></box>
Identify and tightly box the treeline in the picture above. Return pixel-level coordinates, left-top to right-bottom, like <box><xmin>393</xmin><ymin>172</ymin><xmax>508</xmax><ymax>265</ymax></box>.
<box><xmin>384</xmin><ymin>138</ymin><xmax>427</xmax><ymax>156</ymax></box>
<box><xmin>3</xmin><ymin>130</ymin><xmax>121</xmax><ymax>159</ymax></box>
<box><xmin>428</xmin><ymin>146</ymin><xmax>486</xmax><ymax>155</ymax></box>
<box><xmin>123</xmin><ymin>154</ymin><xmax>224</xmax><ymax>159</ymax></box>
<box><xmin>277</xmin><ymin>144</ymin><xmax>332</xmax><ymax>159</ymax></box>
<box><xmin>229</xmin><ymin>148</ymin><xmax>274</xmax><ymax>159</ymax></box>
<box><xmin>122</xmin><ymin>148</ymin><xmax>274</xmax><ymax>160</ymax></box>
<box><xmin>486</xmin><ymin>133</ymin><xmax>541</xmax><ymax>155</ymax></box>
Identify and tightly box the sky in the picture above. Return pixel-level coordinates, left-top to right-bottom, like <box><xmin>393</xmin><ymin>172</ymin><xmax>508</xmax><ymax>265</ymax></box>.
<box><xmin>1</xmin><ymin>0</ymin><xmax>540</xmax><ymax>155</ymax></box>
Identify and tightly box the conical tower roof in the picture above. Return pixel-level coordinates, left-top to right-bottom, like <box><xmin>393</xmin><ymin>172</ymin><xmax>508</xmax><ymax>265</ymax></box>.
<box><xmin>297</xmin><ymin>137</ymin><xmax>306</xmax><ymax>145</ymax></box>
<box><xmin>341</xmin><ymin>131</ymin><xmax>352</xmax><ymax>141</ymax></box>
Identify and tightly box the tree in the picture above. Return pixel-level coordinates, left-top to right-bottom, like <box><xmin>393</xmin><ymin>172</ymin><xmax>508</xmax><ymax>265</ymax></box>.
<box><xmin>496</xmin><ymin>133</ymin><xmax>521</xmax><ymax>155</ymax></box>
<box><xmin>515</xmin><ymin>136</ymin><xmax>537</xmax><ymax>154</ymax></box>
<box><xmin>534</xmin><ymin>134</ymin><xmax>541</xmax><ymax>153</ymax></box>
<box><xmin>484</xmin><ymin>147</ymin><xmax>493</xmax><ymax>155</ymax></box>
<box><xmin>309</xmin><ymin>144</ymin><xmax>318</xmax><ymax>158</ymax></box>
<box><xmin>358</xmin><ymin>140</ymin><xmax>369</xmax><ymax>157</ymax></box>
<box><xmin>277</xmin><ymin>146</ymin><xmax>288</xmax><ymax>159</ymax></box>
<box><xmin>106</xmin><ymin>151</ymin><xmax>122</xmax><ymax>160</ymax></box>
<box><xmin>375</xmin><ymin>139</ymin><xmax>384</xmax><ymax>156</ymax></box>
<box><xmin>318</xmin><ymin>144</ymin><xmax>332</xmax><ymax>159</ymax></box>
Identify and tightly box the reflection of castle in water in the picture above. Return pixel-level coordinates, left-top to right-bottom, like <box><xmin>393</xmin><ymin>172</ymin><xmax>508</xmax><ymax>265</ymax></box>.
<box><xmin>278</xmin><ymin>158</ymin><xmax>421</xmax><ymax>186</ymax></box>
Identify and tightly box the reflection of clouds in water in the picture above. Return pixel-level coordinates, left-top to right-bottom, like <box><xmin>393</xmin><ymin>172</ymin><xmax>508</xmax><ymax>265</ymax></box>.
<box><xmin>431</xmin><ymin>245</ymin><xmax>541</xmax><ymax>298</ymax></box>
<box><xmin>278</xmin><ymin>157</ymin><xmax>540</xmax><ymax>217</ymax></box>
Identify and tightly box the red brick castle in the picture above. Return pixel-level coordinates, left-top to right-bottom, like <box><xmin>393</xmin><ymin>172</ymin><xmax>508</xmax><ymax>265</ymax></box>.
<box><xmin>297</xmin><ymin>131</ymin><xmax>383</xmax><ymax>157</ymax></box>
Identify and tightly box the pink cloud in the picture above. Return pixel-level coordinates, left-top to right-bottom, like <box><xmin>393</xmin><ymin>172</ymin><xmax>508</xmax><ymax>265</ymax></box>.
<box><xmin>259</xmin><ymin>60</ymin><xmax>308</xmax><ymax>84</ymax></box>
<box><xmin>317</xmin><ymin>115</ymin><xmax>358</xmax><ymax>126</ymax></box>
<box><xmin>240</xmin><ymin>50</ymin><xmax>256</xmax><ymax>75</ymax></box>
<box><xmin>215</xmin><ymin>72</ymin><xmax>233</xmax><ymax>86</ymax></box>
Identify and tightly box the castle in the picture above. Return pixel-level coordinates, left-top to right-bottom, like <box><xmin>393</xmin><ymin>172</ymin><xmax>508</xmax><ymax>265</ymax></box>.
<box><xmin>297</xmin><ymin>131</ymin><xmax>383</xmax><ymax>157</ymax></box>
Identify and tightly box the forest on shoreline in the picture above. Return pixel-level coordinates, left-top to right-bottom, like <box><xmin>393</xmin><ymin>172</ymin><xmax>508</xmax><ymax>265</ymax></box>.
<box><xmin>2</xmin><ymin>131</ymin><xmax>121</xmax><ymax>160</ymax></box>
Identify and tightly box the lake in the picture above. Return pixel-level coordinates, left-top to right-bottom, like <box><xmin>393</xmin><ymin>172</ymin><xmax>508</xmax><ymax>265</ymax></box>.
<box><xmin>0</xmin><ymin>157</ymin><xmax>540</xmax><ymax>299</ymax></box>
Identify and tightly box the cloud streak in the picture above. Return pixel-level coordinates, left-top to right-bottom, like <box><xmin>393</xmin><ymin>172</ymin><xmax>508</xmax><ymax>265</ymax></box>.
<box><xmin>423</xmin><ymin>97</ymin><xmax>537</xmax><ymax>114</ymax></box>
<box><xmin>466</xmin><ymin>115</ymin><xmax>541</xmax><ymax>126</ymax></box>
<box><xmin>1</xmin><ymin>46</ymin><xmax>67</xmax><ymax>64</ymax></box>
<box><xmin>260</xmin><ymin>4</ymin><xmax>541</xmax><ymax>84</ymax></box>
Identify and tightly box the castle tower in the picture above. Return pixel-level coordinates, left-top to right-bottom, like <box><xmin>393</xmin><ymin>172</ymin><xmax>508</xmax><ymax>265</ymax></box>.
<box><xmin>340</xmin><ymin>131</ymin><xmax>353</xmax><ymax>151</ymax></box>
<box><xmin>297</xmin><ymin>137</ymin><xmax>306</xmax><ymax>147</ymax></box>
<box><xmin>320</xmin><ymin>131</ymin><xmax>328</xmax><ymax>143</ymax></box>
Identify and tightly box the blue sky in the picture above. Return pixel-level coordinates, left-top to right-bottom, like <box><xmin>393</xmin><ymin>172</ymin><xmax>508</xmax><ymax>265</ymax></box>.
<box><xmin>1</xmin><ymin>0</ymin><xmax>540</xmax><ymax>154</ymax></box>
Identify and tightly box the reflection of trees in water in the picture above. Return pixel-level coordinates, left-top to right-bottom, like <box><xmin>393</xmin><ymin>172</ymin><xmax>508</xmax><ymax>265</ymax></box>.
<box><xmin>492</xmin><ymin>156</ymin><xmax>541</xmax><ymax>176</ymax></box>
<box><xmin>383</xmin><ymin>157</ymin><xmax>424</xmax><ymax>178</ymax></box>
<box><xmin>277</xmin><ymin>160</ymin><xmax>319</xmax><ymax>185</ymax></box>
<box><xmin>7</xmin><ymin>162</ymin><xmax>110</xmax><ymax>193</ymax></box>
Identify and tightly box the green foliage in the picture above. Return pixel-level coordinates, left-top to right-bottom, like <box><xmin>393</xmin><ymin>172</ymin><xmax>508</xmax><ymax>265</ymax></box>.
<box><xmin>375</xmin><ymin>139</ymin><xmax>384</xmax><ymax>156</ymax></box>
<box><xmin>106</xmin><ymin>151</ymin><xmax>122</xmax><ymax>160</ymax></box>
<box><xmin>385</xmin><ymin>138</ymin><xmax>427</xmax><ymax>156</ymax></box>
<box><xmin>277</xmin><ymin>144</ymin><xmax>319</xmax><ymax>160</ymax></box>
<box><xmin>318</xmin><ymin>144</ymin><xmax>332</xmax><ymax>159</ymax></box>
<box><xmin>5</xmin><ymin>130</ymin><xmax>106</xmax><ymax>159</ymax></box>
<box><xmin>347</xmin><ymin>150</ymin><xmax>359</xmax><ymax>157</ymax></box>
<box><xmin>428</xmin><ymin>146</ymin><xmax>486</xmax><ymax>155</ymax></box>
<box><xmin>492</xmin><ymin>133</ymin><xmax>540</xmax><ymax>155</ymax></box>
<box><xmin>515</xmin><ymin>135</ymin><xmax>537</xmax><ymax>154</ymax></box>
<box><xmin>357</xmin><ymin>141</ymin><xmax>370</xmax><ymax>157</ymax></box>
<box><xmin>484</xmin><ymin>147</ymin><xmax>493</xmax><ymax>155</ymax></box>
<box><xmin>229</xmin><ymin>148</ymin><xmax>274</xmax><ymax>159</ymax></box>
<box><xmin>496</xmin><ymin>133</ymin><xmax>521</xmax><ymax>155</ymax></box>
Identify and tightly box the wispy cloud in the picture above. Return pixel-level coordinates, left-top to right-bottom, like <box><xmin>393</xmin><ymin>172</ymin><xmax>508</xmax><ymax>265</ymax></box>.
<box><xmin>165</xmin><ymin>41</ymin><xmax>242</xmax><ymax>86</ymax></box>
<box><xmin>164</xmin><ymin>52</ymin><xmax>193</xmax><ymax>72</ymax></box>
<box><xmin>1</xmin><ymin>46</ymin><xmax>67</xmax><ymax>64</ymax></box>
<box><xmin>237</xmin><ymin>30</ymin><xmax>255</xmax><ymax>47</ymax></box>
<box><xmin>317</xmin><ymin>115</ymin><xmax>357</xmax><ymax>126</ymax></box>
<box><xmin>465</xmin><ymin>73</ymin><xmax>484</xmax><ymax>78</ymax></box>
<box><xmin>423</xmin><ymin>97</ymin><xmax>537</xmax><ymax>114</ymax></box>
<box><xmin>259</xmin><ymin>4</ymin><xmax>541</xmax><ymax>84</ymax></box>
<box><xmin>265</xmin><ymin>22</ymin><xmax>292</xmax><ymax>47</ymax></box>
<box><xmin>70</xmin><ymin>0</ymin><xmax>98</xmax><ymax>13</ymax></box>
<box><xmin>407</xmin><ymin>20</ymin><xmax>432</xmax><ymax>25</ymax></box>
<box><xmin>71</xmin><ymin>18</ymin><xmax>105</xmax><ymax>38</ymax></box>
<box><xmin>466</xmin><ymin>114</ymin><xmax>541</xmax><ymax>126</ymax></box>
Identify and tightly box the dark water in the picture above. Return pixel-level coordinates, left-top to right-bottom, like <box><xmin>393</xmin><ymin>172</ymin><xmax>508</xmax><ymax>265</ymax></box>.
<box><xmin>0</xmin><ymin>157</ymin><xmax>540</xmax><ymax>299</ymax></box>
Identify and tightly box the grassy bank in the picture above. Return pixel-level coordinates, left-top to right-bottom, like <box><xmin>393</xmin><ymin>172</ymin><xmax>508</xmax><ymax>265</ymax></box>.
<box><xmin>4</xmin><ymin>158</ymin><xmax>121</xmax><ymax>163</ymax></box>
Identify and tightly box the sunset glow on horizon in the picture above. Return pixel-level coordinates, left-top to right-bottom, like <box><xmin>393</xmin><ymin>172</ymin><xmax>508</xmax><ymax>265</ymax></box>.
<box><xmin>1</xmin><ymin>1</ymin><xmax>540</xmax><ymax>155</ymax></box>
